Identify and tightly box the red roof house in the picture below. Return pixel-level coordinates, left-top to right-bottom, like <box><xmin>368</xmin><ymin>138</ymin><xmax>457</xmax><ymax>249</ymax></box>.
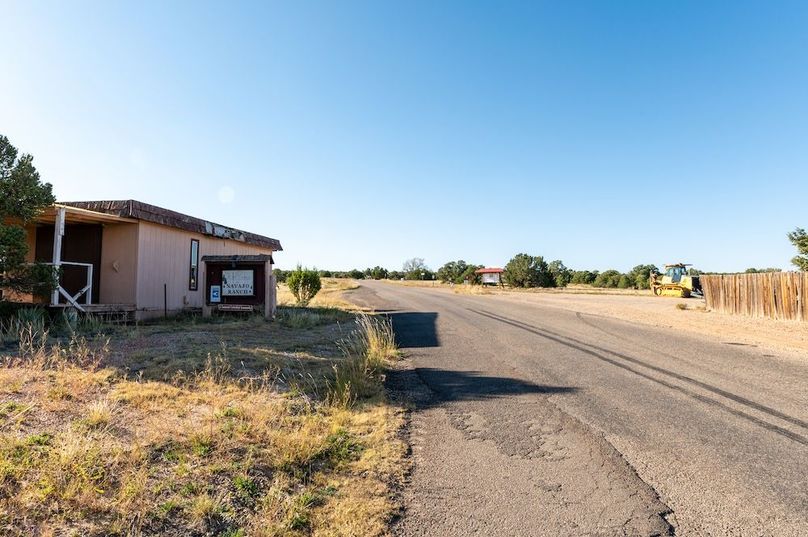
<box><xmin>474</xmin><ymin>267</ymin><xmax>504</xmax><ymax>285</ymax></box>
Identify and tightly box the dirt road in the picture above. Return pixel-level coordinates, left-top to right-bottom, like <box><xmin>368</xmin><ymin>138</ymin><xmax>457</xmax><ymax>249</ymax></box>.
<box><xmin>347</xmin><ymin>281</ymin><xmax>808</xmax><ymax>536</ymax></box>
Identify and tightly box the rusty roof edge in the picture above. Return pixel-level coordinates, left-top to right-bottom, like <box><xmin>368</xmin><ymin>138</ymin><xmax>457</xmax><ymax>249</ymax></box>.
<box><xmin>51</xmin><ymin>203</ymin><xmax>139</xmax><ymax>223</ymax></box>
<box><xmin>60</xmin><ymin>200</ymin><xmax>283</xmax><ymax>251</ymax></box>
<box><xmin>201</xmin><ymin>254</ymin><xmax>274</xmax><ymax>262</ymax></box>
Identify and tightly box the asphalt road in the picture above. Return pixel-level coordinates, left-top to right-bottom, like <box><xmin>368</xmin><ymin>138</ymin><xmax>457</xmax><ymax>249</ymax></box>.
<box><xmin>347</xmin><ymin>281</ymin><xmax>808</xmax><ymax>537</ymax></box>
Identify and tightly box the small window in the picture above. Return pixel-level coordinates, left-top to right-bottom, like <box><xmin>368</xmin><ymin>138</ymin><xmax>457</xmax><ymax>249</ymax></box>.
<box><xmin>189</xmin><ymin>239</ymin><xmax>199</xmax><ymax>291</ymax></box>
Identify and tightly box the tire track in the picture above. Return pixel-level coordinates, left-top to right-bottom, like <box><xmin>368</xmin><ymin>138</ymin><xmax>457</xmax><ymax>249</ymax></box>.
<box><xmin>469</xmin><ymin>308</ymin><xmax>808</xmax><ymax>445</ymax></box>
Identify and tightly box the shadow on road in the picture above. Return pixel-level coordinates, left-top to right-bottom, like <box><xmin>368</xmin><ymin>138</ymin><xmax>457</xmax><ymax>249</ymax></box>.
<box><xmin>388</xmin><ymin>312</ymin><xmax>440</xmax><ymax>348</ymax></box>
<box><xmin>387</xmin><ymin>367</ymin><xmax>577</xmax><ymax>410</ymax></box>
<box><xmin>384</xmin><ymin>311</ymin><xmax>577</xmax><ymax>408</ymax></box>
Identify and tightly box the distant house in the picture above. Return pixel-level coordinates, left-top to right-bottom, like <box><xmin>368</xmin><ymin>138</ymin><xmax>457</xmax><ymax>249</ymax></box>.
<box><xmin>11</xmin><ymin>200</ymin><xmax>282</xmax><ymax>320</ymax></box>
<box><xmin>475</xmin><ymin>267</ymin><xmax>504</xmax><ymax>285</ymax></box>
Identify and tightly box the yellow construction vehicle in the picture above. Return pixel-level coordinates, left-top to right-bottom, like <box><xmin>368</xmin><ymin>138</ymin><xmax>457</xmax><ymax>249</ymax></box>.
<box><xmin>650</xmin><ymin>264</ymin><xmax>702</xmax><ymax>298</ymax></box>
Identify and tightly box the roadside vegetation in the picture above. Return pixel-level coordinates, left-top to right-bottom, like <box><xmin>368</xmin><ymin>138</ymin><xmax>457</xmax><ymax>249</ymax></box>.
<box><xmin>787</xmin><ymin>227</ymin><xmax>808</xmax><ymax>271</ymax></box>
<box><xmin>0</xmin><ymin>289</ymin><xmax>404</xmax><ymax>536</ymax></box>
<box><xmin>278</xmin><ymin>257</ymin><xmax>665</xmax><ymax>291</ymax></box>
<box><xmin>279</xmin><ymin>228</ymin><xmax>808</xmax><ymax>293</ymax></box>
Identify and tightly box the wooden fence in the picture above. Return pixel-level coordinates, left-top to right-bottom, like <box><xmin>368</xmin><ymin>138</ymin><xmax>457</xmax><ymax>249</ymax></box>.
<box><xmin>701</xmin><ymin>272</ymin><xmax>807</xmax><ymax>321</ymax></box>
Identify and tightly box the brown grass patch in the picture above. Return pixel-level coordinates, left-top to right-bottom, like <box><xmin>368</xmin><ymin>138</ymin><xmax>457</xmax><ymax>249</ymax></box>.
<box><xmin>278</xmin><ymin>278</ymin><xmax>362</xmax><ymax>311</ymax></box>
<box><xmin>451</xmin><ymin>284</ymin><xmax>492</xmax><ymax>295</ymax></box>
<box><xmin>0</xmin><ymin>309</ymin><xmax>405</xmax><ymax>536</ymax></box>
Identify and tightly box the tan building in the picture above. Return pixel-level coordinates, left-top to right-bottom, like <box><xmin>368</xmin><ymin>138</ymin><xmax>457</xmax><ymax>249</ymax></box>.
<box><xmin>16</xmin><ymin>200</ymin><xmax>282</xmax><ymax>320</ymax></box>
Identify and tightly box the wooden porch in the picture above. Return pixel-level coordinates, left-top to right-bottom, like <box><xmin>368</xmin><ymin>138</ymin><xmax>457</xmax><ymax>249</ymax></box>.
<box><xmin>33</xmin><ymin>205</ymin><xmax>138</xmax><ymax>320</ymax></box>
<box><xmin>48</xmin><ymin>303</ymin><xmax>137</xmax><ymax>323</ymax></box>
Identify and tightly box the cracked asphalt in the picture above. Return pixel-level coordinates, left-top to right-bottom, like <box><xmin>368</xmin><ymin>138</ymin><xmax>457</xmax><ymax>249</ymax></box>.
<box><xmin>347</xmin><ymin>281</ymin><xmax>808</xmax><ymax>536</ymax></box>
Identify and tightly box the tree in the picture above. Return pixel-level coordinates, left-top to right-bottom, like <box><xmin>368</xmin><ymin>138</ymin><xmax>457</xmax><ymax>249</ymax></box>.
<box><xmin>627</xmin><ymin>264</ymin><xmax>659</xmax><ymax>289</ymax></box>
<box><xmin>437</xmin><ymin>260</ymin><xmax>463</xmax><ymax>283</ymax></box>
<box><xmin>548</xmin><ymin>260</ymin><xmax>571</xmax><ymax>288</ymax></box>
<box><xmin>593</xmin><ymin>269</ymin><xmax>623</xmax><ymax>288</ymax></box>
<box><xmin>786</xmin><ymin>228</ymin><xmax>807</xmax><ymax>271</ymax></box>
<box><xmin>286</xmin><ymin>266</ymin><xmax>322</xmax><ymax>306</ymax></box>
<box><xmin>744</xmin><ymin>267</ymin><xmax>781</xmax><ymax>274</ymax></box>
<box><xmin>369</xmin><ymin>266</ymin><xmax>388</xmax><ymax>280</ymax></box>
<box><xmin>459</xmin><ymin>264</ymin><xmax>482</xmax><ymax>285</ymax></box>
<box><xmin>437</xmin><ymin>260</ymin><xmax>481</xmax><ymax>284</ymax></box>
<box><xmin>403</xmin><ymin>258</ymin><xmax>429</xmax><ymax>280</ymax></box>
<box><xmin>503</xmin><ymin>253</ymin><xmax>552</xmax><ymax>288</ymax></box>
<box><xmin>569</xmin><ymin>270</ymin><xmax>597</xmax><ymax>285</ymax></box>
<box><xmin>0</xmin><ymin>135</ymin><xmax>56</xmax><ymax>301</ymax></box>
<box><xmin>347</xmin><ymin>269</ymin><xmax>364</xmax><ymax>280</ymax></box>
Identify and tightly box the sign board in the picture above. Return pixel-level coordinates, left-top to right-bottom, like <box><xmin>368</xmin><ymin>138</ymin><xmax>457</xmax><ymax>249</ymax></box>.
<box><xmin>222</xmin><ymin>270</ymin><xmax>254</xmax><ymax>296</ymax></box>
<box><xmin>218</xmin><ymin>304</ymin><xmax>254</xmax><ymax>312</ymax></box>
<box><xmin>210</xmin><ymin>285</ymin><xmax>221</xmax><ymax>303</ymax></box>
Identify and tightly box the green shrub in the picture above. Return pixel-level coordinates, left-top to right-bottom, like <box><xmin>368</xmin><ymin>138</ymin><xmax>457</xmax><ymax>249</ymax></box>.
<box><xmin>503</xmin><ymin>253</ymin><xmax>552</xmax><ymax>288</ymax></box>
<box><xmin>368</xmin><ymin>266</ymin><xmax>388</xmax><ymax>280</ymax></box>
<box><xmin>593</xmin><ymin>269</ymin><xmax>623</xmax><ymax>288</ymax></box>
<box><xmin>788</xmin><ymin>227</ymin><xmax>808</xmax><ymax>271</ymax></box>
<box><xmin>548</xmin><ymin>260</ymin><xmax>571</xmax><ymax>288</ymax></box>
<box><xmin>570</xmin><ymin>270</ymin><xmax>597</xmax><ymax>285</ymax></box>
<box><xmin>627</xmin><ymin>264</ymin><xmax>659</xmax><ymax>289</ymax></box>
<box><xmin>436</xmin><ymin>260</ymin><xmax>484</xmax><ymax>284</ymax></box>
<box><xmin>276</xmin><ymin>309</ymin><xmax>323</xmax><ymax>329</ymax></box>
<box><xmin>286</xmin><ymin>266</ymin><xmax>322</xmax><ymax>306</ymax></box>
<box><xmin>0</xmin><ymin>307</ymin><xmax>46</xmax><ymax>344</ymax></box>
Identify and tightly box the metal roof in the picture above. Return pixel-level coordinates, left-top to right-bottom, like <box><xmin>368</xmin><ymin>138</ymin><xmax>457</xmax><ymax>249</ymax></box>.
<box><xmin>59</xmin><ymin>200</ymin><xmax>282</xmax><ymax>251</ymax></box>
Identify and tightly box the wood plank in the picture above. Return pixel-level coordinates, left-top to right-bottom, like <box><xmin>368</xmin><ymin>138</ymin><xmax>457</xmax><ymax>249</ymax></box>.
<box><xmin>701</xmin><ymin>272</ymin><xmax>806</xmax><ymax>322</ymax></box>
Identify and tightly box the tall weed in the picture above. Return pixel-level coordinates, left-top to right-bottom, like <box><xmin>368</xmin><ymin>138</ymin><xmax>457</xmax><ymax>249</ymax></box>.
<box><xmin>328</xmin><ymin>314</ymin><xmax>397</xmax><ymax>408</ymax></box>
<box><xmin>0</xmin><ymin>308</ymin><xmax>46</xmax><ymax>344</ymax></box>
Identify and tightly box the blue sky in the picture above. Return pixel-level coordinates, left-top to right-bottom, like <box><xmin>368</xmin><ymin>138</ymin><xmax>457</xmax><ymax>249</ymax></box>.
<box><xmin>2</xmin><ymin>1</ymin><xmax>807</xmax><ymax>272</ymax></box>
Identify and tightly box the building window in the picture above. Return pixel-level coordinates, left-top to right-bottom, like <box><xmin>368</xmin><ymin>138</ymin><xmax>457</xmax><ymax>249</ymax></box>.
<box><xmin>189</xmin><ymin>239</ymin><xmax>199</xmax><ymax>290</ymax></box>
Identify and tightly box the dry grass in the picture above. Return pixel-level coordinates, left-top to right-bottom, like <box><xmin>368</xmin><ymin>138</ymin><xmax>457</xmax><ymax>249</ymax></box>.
<box><xmin>380</xmin><ymin>279</ymin><xmax>652</xmax><ymax>296</ymax></box>
<box><xmin>328</xmin><ymin>315</ymin><xmax>398</xmax><ymax>408</ymax></box>
<box><xmin>277</xmin><ymin>278</ymin><xmax>361</xmax><ymax>311</ymax></box>
<box><xmin>0</xmin><ymin>309</ymin><xmax>405</xmax><ymax>536</ymax></box>
<box><xmin>451</xmin><ymin>284</ymin><xmax>492</xmax><ymax>295</ymax></box>
<box><xmin>472</xmin><ymin>284</ymin><xmax>650</xmax><ymax>297</ymax></box>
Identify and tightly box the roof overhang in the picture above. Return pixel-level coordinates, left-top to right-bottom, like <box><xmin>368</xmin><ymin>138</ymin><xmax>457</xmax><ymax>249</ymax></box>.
<box><xmin>475</xmin><ymin>268</ymin><xmax>505</xmax><ymax>274</ymax></box>
<box><xmin>60</xmin><ymin>200</ymin><xmax>282</xmax><ymax>251</ymax></box>
<box><xmin>201</xmin><ymin>254</ymin><xmax>274</xmax><ymax>263</ymax></box>
<box><xmin>33</xmin><ymin>204</ymin><xmax>138</xmax><ymax>225</ymax></box>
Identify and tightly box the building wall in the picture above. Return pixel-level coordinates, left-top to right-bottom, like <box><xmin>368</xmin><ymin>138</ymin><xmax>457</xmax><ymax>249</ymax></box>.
<box><xmin>24</xmin><ymin>224</ymin><xmax>37</xmax><ymax>262</ymax></box>
<box><xmin>98</xmin><ymin>223</ymin><xmax>138</xmax><ymax>304</ymax></box>
<box><xmin>135</xmin><ymin>221</ymin><xmax>275</xmax><ymax>318</ymax></box>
